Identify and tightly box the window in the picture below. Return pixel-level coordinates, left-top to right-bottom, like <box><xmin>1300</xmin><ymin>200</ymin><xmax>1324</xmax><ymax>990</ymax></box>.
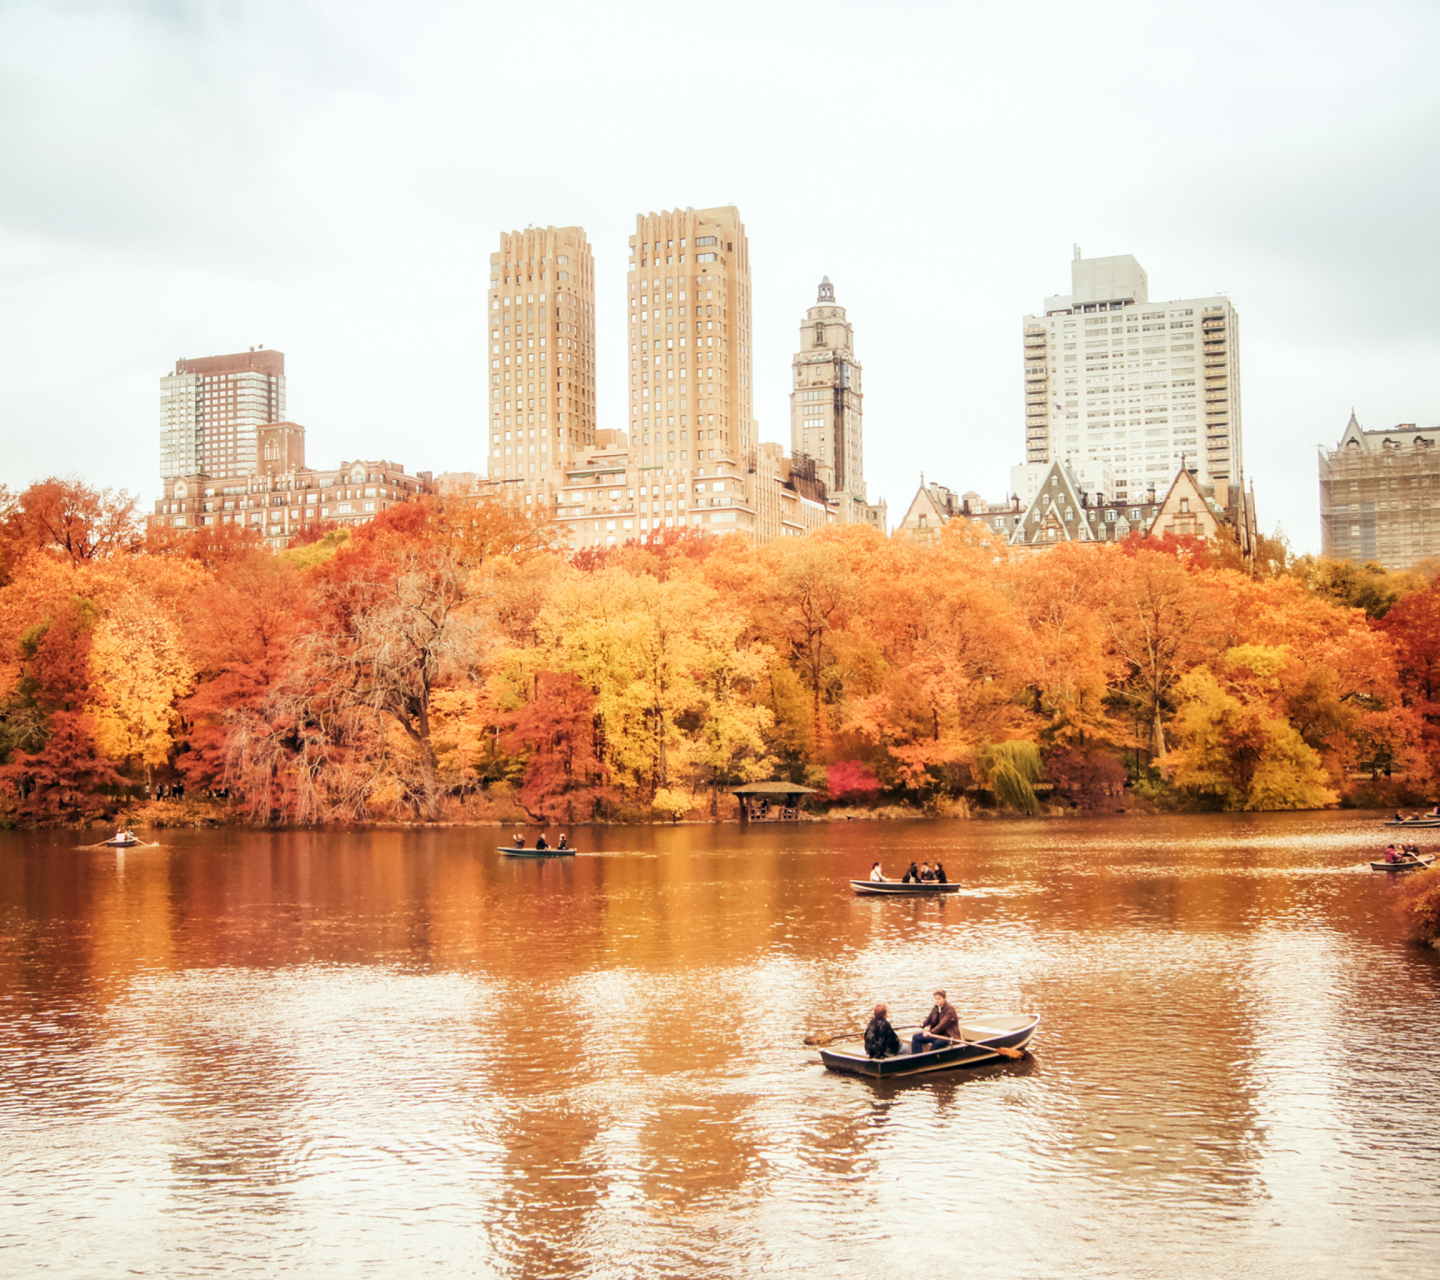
<box><xmin>697</xmin><ymin>252</ymin><xmax>717</xmax><ymax>263</ymax></box>
<box><xmin>696</xmin><ymin>236</ymin><xmax>716</xmax><ymax>246</ymax></box>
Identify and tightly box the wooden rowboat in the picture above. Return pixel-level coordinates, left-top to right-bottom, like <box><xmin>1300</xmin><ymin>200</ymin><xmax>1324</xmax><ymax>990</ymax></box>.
<box><xmin>1370</xmin><ymin>854</ymin><xmax>1436</xmax><ymax>873</ymax></box>
<box><xmin>99</xmin><ymin>833</ymin><xmax>142</xmax><ymax>848</ymax></box>
<box><xmin>850</xmin><ymin>878</ymin><xmax>961</xmax><ymax>896</ymax></box>
<box><xmin>499</xmin><ymin>846</ymin><xmax>576</xmax><ymax>858</ymax></box>
<box><xmin>819</xmin><ymin>1013</ymin><xmax>1040</xmax><ymax>1078</ymax></box>
<box><xmin>1383</xmin><ymin>818</ymin><xmax>1440</xmax><ymax>827</ymax></box>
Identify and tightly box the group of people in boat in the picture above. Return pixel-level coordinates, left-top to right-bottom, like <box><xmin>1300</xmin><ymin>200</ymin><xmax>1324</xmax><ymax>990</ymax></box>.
<box><xmin>869</xmin><ymin>860</ymin><xmax>948</xmax><ymax>883</ymax></box>
<box><xmin>1394</xmin><ymin>806</ymin><xmax>1440</xmax><ymax>822</ymax></box>
<box><xmin>511</xmin><ymin>831</ymin><xmax>569</xmax><ymax>850</ymax></box>
<box><xmin>1383</xmin><ymin>842</ymin><xmax>1424</xmax><ymax>863</ymax></box>
<box><xmin>863</xmin><ymin>990</ymin><xmax>962</xmax><ymax>1059</ymax></box>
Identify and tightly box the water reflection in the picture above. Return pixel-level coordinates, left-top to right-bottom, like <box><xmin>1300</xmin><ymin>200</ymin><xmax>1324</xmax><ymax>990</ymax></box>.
<box><xmin>1</xmin><ymin>812</ymin><xmax>1438</xmax><ymax>1276</ymax></box>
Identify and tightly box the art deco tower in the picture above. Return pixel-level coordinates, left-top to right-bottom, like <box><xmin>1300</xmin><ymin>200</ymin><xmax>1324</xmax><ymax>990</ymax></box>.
<box><xmin>790</xmin><ymin>277</ymin><xmax>865</xmax><ymax>498</ymax></box>
<box><xmin>485</xmin><ymin>225</ymin><xmax>595</xmax><ymax>488</ymax></box>
<box><xmin>625</xmin><ymin>206</ymin><xmax>754</xmax><ymax>471</ymax></box>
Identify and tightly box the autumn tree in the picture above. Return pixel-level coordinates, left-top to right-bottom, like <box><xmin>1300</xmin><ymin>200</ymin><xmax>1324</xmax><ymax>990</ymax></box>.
<box><xmin>0</xmin><ymin>478</ymin><xmax>142</xmax><ymax>569</ymax></box>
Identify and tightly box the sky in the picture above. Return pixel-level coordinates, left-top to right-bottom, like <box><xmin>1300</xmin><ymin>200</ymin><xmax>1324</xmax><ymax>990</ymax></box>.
<box><xmin>2</xmin><ymin>0</ymin><xmax>1439</xmax><ymax>553</ymax></box>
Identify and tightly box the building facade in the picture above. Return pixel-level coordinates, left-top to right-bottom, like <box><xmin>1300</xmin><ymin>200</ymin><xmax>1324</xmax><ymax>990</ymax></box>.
<box><xmin>160</xmin><ymin>348</ymin><xmax>285</xmax><ymax>480</ymax></box>
<box><xmin>1319</xmin><ymin>412</ymin><xmax>1440</xmax><ymax>569</ymax></box>
<box><xmin>897</xmin><ymin>460</ymin><xmax>1255</xmax><ymax>557</ymax></box>
<box><xmin>486</xmin><ymin>225</ymin><xmax>596</xmax><ymax>495</ymax></box>
<box><xmin>1022</xmin><ymin>249</ymin><xmax>1242</xmax><ymax>501</ymax></box>
<box><xmin>790</xmin><ymin>277</ymin><xmax>865</xmax><ymax>499</ymax></box>
<box><xmin>154</xmin><ymin>421</ymin><xmax>433</xmax><ymax>550</ymax></box>
<box><xmin>626</xmin><ymin>206</ymin><xmax>755</xmax><ymax>472</ymax></box>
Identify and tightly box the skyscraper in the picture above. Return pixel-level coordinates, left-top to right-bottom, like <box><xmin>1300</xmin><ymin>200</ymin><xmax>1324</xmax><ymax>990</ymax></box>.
<box><xmin>626</xmin><ymin>206</ymin><xmax>754</xmax><ymax>471</ymax></box>
<box><xmin>485</xmin><ymin>225</ymin><xmax>595</xmax><ymax>490</ymax></box>
<box><xmin>159</xmin><ymin>348</ymin><xmax>285</xmax><ymax>480</ymax></box>
<box><xmin>1022</xmin><ymin>250</ymin><xmax>1241</xmax><ymax>499</ymax></box>
<box><xmin>790</xmin><ymin>277</ymin><xmax>865</xmax><ymax>499</ymax></box>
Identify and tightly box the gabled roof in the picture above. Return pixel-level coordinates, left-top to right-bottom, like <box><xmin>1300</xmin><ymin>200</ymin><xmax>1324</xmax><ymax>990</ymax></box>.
<box><xmin>1010</xmin><ymin>460</ymin><xmax>1090</xmax><ymax>546</ymax></box>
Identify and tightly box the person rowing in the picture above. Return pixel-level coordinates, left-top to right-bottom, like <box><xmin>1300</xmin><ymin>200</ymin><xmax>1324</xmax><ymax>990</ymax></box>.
<box><xmin>912</xmin><ymin>989</ymin><xmax>961</xmax><ymax>1054</ymax></box>
<box><xmin>557</xmin><ymin>833</ymin><xmax>569</xmax><ymax>850</ymax></box>
<box><xmin>534</xmin><ymin>831</ymin><xmax>549</xmax><ymax>850</ymax></box>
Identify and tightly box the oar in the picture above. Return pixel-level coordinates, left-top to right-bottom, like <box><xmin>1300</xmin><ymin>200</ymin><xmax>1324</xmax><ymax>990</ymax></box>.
<box><xmin>804</xmin><ymin>1023</ymin><xmax>921</xmax><ymax>1047</ymax></box>
<box><xmin>931</xmin><ymin>1033</ymin><xmax>1026</xmax><ymax>1060</ymax></box>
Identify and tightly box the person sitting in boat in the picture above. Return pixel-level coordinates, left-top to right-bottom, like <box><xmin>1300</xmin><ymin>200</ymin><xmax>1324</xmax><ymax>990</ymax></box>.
<box><xmin>901</xmin><ymin>862</ymin><xmax>920</xmax><ymax>884</ymax></box>
<box><xmin>1384</xmin><ymin>844</ymin><xmax>1399</xmax><ymax>863</ymax></box>
<box><xmin>534</xmin><ymin>832</ymin><xmax>549</xmax><ymax>850</ymax></box>
<box><xmin>864</xmin><ymin>1003</ymin><xmax>900</xmax><ymax>1059</ymax></box>
<box><xmin>911</xmin><ymin>990</ymin><xmax>961</xmax><ymax>1054</ymax></box>
<box><xmin>512</xmin><ymin>833</ymin><xmax>525</xmax><ymax>848</ymax></box>
<box><xmin>920</xmin><ymin>862</ymin><xmax>936</xmax><ymax>882</ymax></box>
<box><xmin>870</xmin><ymin>861</ymin><xmax>885</xmax><ymax>882</ymax></box>
<box><xmin>934</xmin><ymin>862</ymin><xmax>948</xmax><ymax>884</ymax></box>
<box><xmin>557</xmin><ymin>834</ymin><xmax>569</xmax><ymax>850</ymax></box>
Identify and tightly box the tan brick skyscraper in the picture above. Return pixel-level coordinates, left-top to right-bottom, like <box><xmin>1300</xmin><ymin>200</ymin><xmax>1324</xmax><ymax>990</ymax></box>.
<box><xmin>486</xmin><ymin>226</ymin><xmax>595</xmax><ymax>492</ymax></box>
<box><xmin>625</xmin><ymin>206</ymin><xmax>754</xmax><ymax>471</ymax></box>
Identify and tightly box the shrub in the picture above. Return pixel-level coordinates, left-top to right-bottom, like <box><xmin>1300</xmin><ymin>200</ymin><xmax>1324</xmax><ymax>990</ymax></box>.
<box><xmin>1394</xmin><ymin>867</ymin><xmax>1440</xmax><ymax>947</ymax></box>
<box><xmin>827</xmin><ymin>760</ymin><xmax>881</xmax><ymax>803</ymax></box>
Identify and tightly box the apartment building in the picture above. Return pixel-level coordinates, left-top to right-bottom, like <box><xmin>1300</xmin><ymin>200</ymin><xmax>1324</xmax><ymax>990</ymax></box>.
<box><xmin>159</xmin><ymin>348</ymin><xmax>285</xmax><ymax>480</ymax></box>
<box><xmin>154</xmin><ymin>421</ymin><xmax>433</xmax><ymax>550</ymax></box>
<box><xmin>626</xmin><ymin>206</ymin><xmax>755</xmax><ymax>471</ymax></box>
<box><xmin>790</xmin><ymin>276</ymin><xmax>865</xmax><ymax>499</ymax></box>
<box><xmin>1319</xmin><ymin>412</ymin><xmax>1440</xmax><ymax>569</ymax></box>
<box><xmin>485</xmin><ymin>226</ymin><xmax>596</xmax><ymax>496</ymax></box>
<box><xmin>1023</xmin><ymin>250</ymin><xmax>1242</xmax><ymax>500</ymax></box>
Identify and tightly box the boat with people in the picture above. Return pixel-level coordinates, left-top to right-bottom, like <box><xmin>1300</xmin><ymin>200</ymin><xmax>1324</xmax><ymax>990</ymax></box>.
<box><xmin>817</xmin><ymin>1013</ymin><xmax>1040</xmax><ymax>1078</ymax></box>
<box><xmin>499</xmin><ymin>846</ymin><xmax>576</xmax><ymax>858</ymax></box>
<box><xmin>1384</xmin><ymin>812</ymin><xmax>1440</xmax><ymax>827</ymax></box>
<box><xmin>98</xmin><ymin>830</ymin><xmax>141</xmax><ymax>848</ymax></box>
<box><xmin>1371</xmin><ymin>853</ymin><xmax>1437</xmax><ymax>873</ymax></box>
<box><xmin>850</xmin><ymin>879</ymin><xmax>961</xmax><ymax>896</ymax></box>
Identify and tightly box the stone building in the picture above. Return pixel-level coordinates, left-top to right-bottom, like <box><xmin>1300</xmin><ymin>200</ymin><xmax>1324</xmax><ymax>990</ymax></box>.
<box><xmin>791</xmin><ymin>277</ymin><xmax>864</xmax><ymax>498</ymax></box>
<box><xmin>1319</xmin><ymin>412</ymin><xmax>1440</xmax><ymax>568</ymax></box>
<box><xmin>1022</xmin><ymin>249</ymin><xmax>1242</xmax><ymax>500</ymax></box>
<box><xmin>897</xmin><ymin>459</ymin><xmax>1256</xmax><ymax>557</ymax></box>
<box><xmin>153</xmin><ymin>420</ymin><xmax>433</xmax><ymax>550</ymax></box>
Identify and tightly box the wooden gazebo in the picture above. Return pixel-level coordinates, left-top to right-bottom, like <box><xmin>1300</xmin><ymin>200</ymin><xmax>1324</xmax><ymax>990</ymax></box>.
<box><xmin>730</xmin><ymin>781</ymin><xmax>817</xmax><ymax>822</ymax></box>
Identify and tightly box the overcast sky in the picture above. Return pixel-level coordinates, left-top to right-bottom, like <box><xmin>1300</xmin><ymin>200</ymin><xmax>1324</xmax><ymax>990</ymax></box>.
<box><xmin>2</xmin><ymin>0</ymin><xmax>1438</xmax><ymax>553</ymax></box>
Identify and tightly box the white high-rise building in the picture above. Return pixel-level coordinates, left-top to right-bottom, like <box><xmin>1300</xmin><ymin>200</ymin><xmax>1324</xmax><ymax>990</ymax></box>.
<box><xmin>1022</xmin><ymin>250</ymin><xmax>1241</xmax><ymax>499</ymax></box>
<box><xmin>159</xmin><ymin>349</ymin><xmax>286</xmax><ymax>480</ymax></box>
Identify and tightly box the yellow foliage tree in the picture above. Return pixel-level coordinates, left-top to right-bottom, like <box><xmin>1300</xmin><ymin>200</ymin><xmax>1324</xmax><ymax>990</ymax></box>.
<box><xmin>88</xmin><ymin>599</ymin><xmax>194</xmax><ymax>793</ymax></box>
<box><xmin>1167</xmin><ymin>645</ymin><xmax>1337</xmax><ymax>810</ymax></box>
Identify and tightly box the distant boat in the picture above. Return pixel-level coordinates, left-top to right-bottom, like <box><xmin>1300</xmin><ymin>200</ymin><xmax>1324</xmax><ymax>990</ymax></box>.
<box><xmin>850</xmin><ymin>878</ymin><xmax>961</xmax><ymax>896</ymax></box>
<box><xmin>1383</xmin><ymin>817</ymin><xmax>1440</xmax><ymax>827</ymax></box>
<box><xmin>819</xmin><ymin>1014</ymin><xmax>1040</xmax><ymax>1078</ymax></box>
<box><xmin>1370</xmin><ymin>854</ymin><xmax>1436</xmax><ymax>873</ymax></box>
<box><xmin>499</xmin><ymin>846</ymin><xmax>576</xmax><ymax>859</ymax></box>
<box><xmin>99</xmin><ymin>832</ymin><xmax>141</xmax><ymax>848</ymax></box>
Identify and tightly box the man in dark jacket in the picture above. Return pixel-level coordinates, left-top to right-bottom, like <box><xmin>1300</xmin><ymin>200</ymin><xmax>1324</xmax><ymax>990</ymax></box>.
<box><xmin>911</xmin><ymin>990</ymin><xmax>961</xmax><ymax>1054</ymax></box>
<box><xmin>864</xmin><ymin>1004</ymin><xmax>900</xmax><ymax>1059</ymax></box>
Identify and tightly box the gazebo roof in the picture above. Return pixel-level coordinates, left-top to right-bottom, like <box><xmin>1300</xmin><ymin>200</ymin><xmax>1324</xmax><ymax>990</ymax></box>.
<box><xmin>729</xmin><ymin>781</ymin><xmax>817</xmax><ymax>797</ymax></box>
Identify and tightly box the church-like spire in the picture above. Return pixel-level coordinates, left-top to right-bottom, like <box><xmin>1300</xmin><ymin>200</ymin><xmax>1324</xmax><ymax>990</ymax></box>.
<box><xmin>817</xmin><ymin>276</ymin><xmax>834</xmax><ymax>303</ymax></box>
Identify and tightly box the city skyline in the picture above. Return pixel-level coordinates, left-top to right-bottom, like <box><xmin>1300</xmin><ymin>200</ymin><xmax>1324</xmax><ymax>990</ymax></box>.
<box><xmin>4</xmin><ymin>3</ymin><xmax>1440</xmax><ymax>554</ymax></box>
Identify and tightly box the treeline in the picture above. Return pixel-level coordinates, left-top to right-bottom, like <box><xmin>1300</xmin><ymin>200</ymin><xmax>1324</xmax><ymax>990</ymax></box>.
<box><xmin>2</xmin><ymin>476</ymin><xmax>1439</xmax><ymax>825</ymax></box>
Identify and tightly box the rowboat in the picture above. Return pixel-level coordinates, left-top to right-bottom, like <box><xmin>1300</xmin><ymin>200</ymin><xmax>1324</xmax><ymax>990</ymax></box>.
<box><xmin>819</xmin><ymin>1013</ymin><xmax>1040</xmax><ymax>1078</ymax></box>
<box><xmin>1383</xmin><ymin>817</ymin><xmax>1440</xmax><ymax>827</ymax></box>
<box><xmin>1370</xmin><ymin>854</ymin><xmax>1436</xmax><ymax>872</ymax></box>
<box><xmin>850</xmin><ymin>878</ymin><xmax>961</xmax><ymax>896</ymax></box>
<box><xmin>99</xmin><ymin>832</ymin><xmax>141</xmax><ymax>848</ymax></box>
<box><xmin>499</xmin><ymin>846</ymin><xmax>576</xmax><ymax>858</ymax></box>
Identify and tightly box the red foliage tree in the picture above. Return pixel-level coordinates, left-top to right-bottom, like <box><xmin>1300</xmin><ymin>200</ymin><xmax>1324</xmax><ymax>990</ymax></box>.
<box><xmin>0</xmin><ymin>598</ymin><xmax>126</xmax><ymax>820</ymax></box>
<box><xmin>1378</xmin><ymin>582</ymin><xmax>1440</xmax><ymax>776</ymax></box>
<box><xmin>501</xmin><ymin>672</ymin><xmax>614</xmax><ymax>822</ymax></box>
<box><xmin>1042</xmin><ymin>746</ymin><xmax>1129</xmax><ymax>811</ymax></box>
<box><xmin>827</xmin><ymin>760</ymin><xmax>881</xmax><ymax>803</ymax></box>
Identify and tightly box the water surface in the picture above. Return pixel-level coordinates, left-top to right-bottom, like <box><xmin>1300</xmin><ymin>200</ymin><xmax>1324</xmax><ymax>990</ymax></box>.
<box><xmin>2</xmin><ymin>812</ymin><xmax>1437</xmax><ymax>1278</ymax></box>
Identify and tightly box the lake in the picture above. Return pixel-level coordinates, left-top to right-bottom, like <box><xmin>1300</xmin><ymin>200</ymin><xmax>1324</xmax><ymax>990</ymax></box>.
<box><xmin>1</xmin><ymin>812</ymin><xmax>1437</xmax><ymax>1278</ymax></box>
